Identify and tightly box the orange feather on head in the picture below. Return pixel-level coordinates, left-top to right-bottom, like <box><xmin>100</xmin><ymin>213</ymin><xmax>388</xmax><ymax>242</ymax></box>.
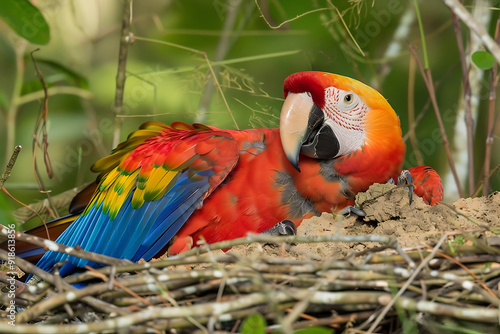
<box><xmin>281</xmin><ymin>71</ymin><xmax>406</xmax><ymax>195</ymax></box>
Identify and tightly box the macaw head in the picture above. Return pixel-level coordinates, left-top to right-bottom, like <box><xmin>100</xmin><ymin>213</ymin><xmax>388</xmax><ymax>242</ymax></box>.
<box><xmin>280</xmin><ymin>71</ymin><xmax>400</xmax><ymax>171</ymax></box>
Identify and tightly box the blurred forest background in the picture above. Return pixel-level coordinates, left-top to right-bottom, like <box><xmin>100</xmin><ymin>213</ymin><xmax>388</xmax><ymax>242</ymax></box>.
<box><xmin>0</xmin><ymin>0</ymin><xmax>499</xmax><ymax>228</ymax></box>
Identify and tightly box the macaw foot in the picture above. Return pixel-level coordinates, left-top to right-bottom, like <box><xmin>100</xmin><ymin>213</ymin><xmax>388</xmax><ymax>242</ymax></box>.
<box><xmin>261</xmin><ymin>220</ymin><xmax>297</xmax><ymax>236</ymax></box>
<box><xmin>387</xmin><ymin>169</ymin><xmax>414</xmax><ymax>204</ymax></box>
<box><xmin>338</xmin><ymin>205</ymin><xmax>366</xmax><ymax>217</ymax></box>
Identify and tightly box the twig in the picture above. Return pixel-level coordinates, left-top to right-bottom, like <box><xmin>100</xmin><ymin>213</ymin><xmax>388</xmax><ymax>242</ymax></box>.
<box><xmin>409</xmin><ymin>44</ymin><xmax>464</xmax><ymax>197</ymax></box>
<box><xmin>255</xmin><ymin>1</ymin><xmax>332</xmax><ymax>30</ymax></box>
<box><xmin>413</xmin><ymin>0</ymin><xmax>429</xmax><ymax>68</ymax></box>
<box><xmin>11</xmin><ymin>185</ymin><xmax>85</xmax><ymax>223</ymax></box>
<box><xmin>442</xmin><ymin>0</ymin><xmax>500</xmax><ymax>64</ymax></box>
<box><xmin>9</xmin><ymin>290</ymin><xmax>297</xmax><ymax>333</ymax></box>
<box><xmin>4</xmin><ymin>228</ymin><xmax>500</xmax><ymax>332</ymax></box>
<box><xmin>30</xmin><ymin>49</ymin><xmax>60</xmax><ymax>219</ymax></box>
<box><xmin>395</xmin><ymin>295</ymin><xmax>500</xmax><ymax>322</ymax></box>
<box><xmin>15</xmin><ymin>279</ymin><xmax>124</xmax><ymax>323</ymax></box>
<box><xmin>290</xmin><ymin>310</ymin><xmax>394</xmax><ymax>331</ymax></box>
<box><xmin>434</xmin><ymin>250</ymin><xmax>499</xmax><ymax>303</ymax></box>
<box><xmin>30</xmin><ymin>49</ymin><xmax>54</xmax><ymax>182</ymax></box>
<box><xmin>0</xmin><ymin>146</ymin><xmax>22</xmax><ymax>189</ymax></box>
<box><xmin>438</xmin><ymin>202</ymin><xmax>494</xmax><ymax>233</ymax></box>
<box><xmin>330</xmin><ymin>4</ymin><xmax>365</xmax><ymax>58</ymax></box>
<box><xmin>407</xmin><ymin>57</ymin><xmax>423</xmax><ymax>166</ymax></box>
<box><xmin>0</xmin><ymin>249</ymin><xmax>129</xmax><ymax>322</ymax></box>
<box><xmin>53</xmin><ymin>263</ymin><xmax>74</xmax><ymax>318</ymax></box>
<box><xmin>17</xmin><ymin>86</ymin><xmax>93</xmax><ymax>106</ymax></box>
<box><xmin>281</xmin><ymin>282</ymin><xmax>322</xmax><ymax>332</ymax></box>
<box><xmin>132</xmin><ymin>36</ymin><xmax>241</xmax><ymax>129</ymax></box>
<box><xmin>132</xmin><ymin>49</ymin><xmax>301</xmax><ymax>77</ymax></box>
<box><xmin>180</xmin><ymin>233</ymin><xmax>397</xmax><ymax>258</ymax></box>
<box><xmin>0</xmin><ymin>224</ymin><xmax>131</xmax><ymax>268</ymax></box>
<box><xmin>196</xmin><ymin>0</ymin><xmax>242</xmax><ymax>124</ymax></box>
<box><xmin>112</xmin><ymin>0</ymin><xmax>133</xmax><ymax>148</ymax></box>
<box><xmin>0</xmin><ymin>248</ymin><xmax>56</xmax><ymax>290</ymax></box>
<box><xmin>483</xmin><ymin>19</ymin><xmax>500</xmax><ymax>196</ymax></box>
<box><xmin>84</xmin><ymin>266</ymin><xmax>153</xmax><ymax>307</ymax></box>
<box><xmin>365</xmin><ymin>234</ymin><xmax>448</xmax><ymax>333</ymax></box>
<box><xmin>474</xmin><ymin>164</ymin><xmax>500</xmax><ymax>197</ymax></box>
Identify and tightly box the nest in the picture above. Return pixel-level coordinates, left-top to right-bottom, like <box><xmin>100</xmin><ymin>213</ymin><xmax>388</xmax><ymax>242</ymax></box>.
<box><xmin>1</xmin><ymin>227</ymin><xmax>500</xmax><ymax>334</ymax></box>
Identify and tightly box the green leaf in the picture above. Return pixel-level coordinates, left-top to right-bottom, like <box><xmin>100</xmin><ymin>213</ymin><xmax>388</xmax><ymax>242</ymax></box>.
<box><xmin>0</xmin><ymin>0</ymin><xmax>50</xmax><ymax>45</ymax></box>
<box><xmin>241</xmin><ymin>313</ymin><xmax>266</xmax><ymax>334</ymax></box>
<box><xmin>295</xmin><ymin>327</ymin><xmax>335</xmax><ymax>334</ymax></box>
<box><xmin>35</xmin><ymin>59</ymin><xmax>89</xmax><ymax>89</ymax></box>
<box><xmin>453</xmin><ymin>235</ymin><xmax>464</xmax><ymax>245</ymax></box>
<box><xmin>21</xmin><ymin>59</ymin><xmax>89</xmax><ymax>96</ymax></box>
<box><xmin>471</xmin><ymin>50</ymin><xmax>495</xmax><ymax>70</ymax></box>
<box><xmin>21</xmin><ymin>79</ymin><xmax>45</xmax><ymax>96</ymax></box>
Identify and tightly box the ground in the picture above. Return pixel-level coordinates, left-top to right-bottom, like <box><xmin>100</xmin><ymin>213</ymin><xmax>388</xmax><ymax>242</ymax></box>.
<box><xmin>3</xmin><ymin>183</ymin><xmax>500</xmax><ymax>333</ymax></box>
<box><xmin>221</xmin><ymin>183</ymin><xmax>500</xmax><ymax>260</ymax></box>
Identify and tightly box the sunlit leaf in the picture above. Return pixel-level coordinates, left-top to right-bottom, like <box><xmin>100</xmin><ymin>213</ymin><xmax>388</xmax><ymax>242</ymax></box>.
<box><xmin>0</xmin><ymin>0</ymin><xmax>50</xmax><ymax>45</ymax></box>
<box><xmin>241</xmin><ymin>313</ymin><xmax>266</xmax><ymax>334</ymax></box>
<box><xmin>471</xmin><ymin>50</ymin><xmax>495</xmax><ymax>70</ymax></box>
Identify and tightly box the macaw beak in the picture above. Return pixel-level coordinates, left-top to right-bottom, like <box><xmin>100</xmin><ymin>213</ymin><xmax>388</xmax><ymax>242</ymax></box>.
<box><xmin>279</xmin><ymin>92</ymin><xmax>340</xmax><ymax>172</ymax></box>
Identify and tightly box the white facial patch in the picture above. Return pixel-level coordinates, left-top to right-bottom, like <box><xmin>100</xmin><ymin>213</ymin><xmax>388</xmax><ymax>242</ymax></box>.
<box><xmin>323</xmin><ymin>86</ymin><xmax>368</xmax><ymax>157</ymax></box>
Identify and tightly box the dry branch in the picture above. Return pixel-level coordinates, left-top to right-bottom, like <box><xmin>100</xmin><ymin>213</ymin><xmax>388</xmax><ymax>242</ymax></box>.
<box><xmin>2</xmin><ymin>230</ymin><xmax>500</xmax><ymax>333</ymax></box>
<box><xmin>442</xmin><ymin>0</ymin><xmax>500</xmax><ymax>64</ymax></box>
<box><xmin>0</xmin><ymin>224</ymin><xmax>131</xmax><ymax>268</ymax></box>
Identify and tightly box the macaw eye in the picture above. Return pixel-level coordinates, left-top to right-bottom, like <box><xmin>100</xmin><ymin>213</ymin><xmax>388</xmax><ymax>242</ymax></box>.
<box><xmin>337</xmin><ymin>91</ymin><xmax>360</xmax><ymax>112</ymax></box>
<box><xmin>344</xmin><ymin>94</ymin><xmax>353</xmax><ymax>104</ymax></box>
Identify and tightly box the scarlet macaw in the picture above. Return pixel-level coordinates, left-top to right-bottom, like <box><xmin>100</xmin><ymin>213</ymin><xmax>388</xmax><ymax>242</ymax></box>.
<box><xmin>15</xmin><ymin>71</ymin><xmax>442</xmax><ymax>275</ymax></box>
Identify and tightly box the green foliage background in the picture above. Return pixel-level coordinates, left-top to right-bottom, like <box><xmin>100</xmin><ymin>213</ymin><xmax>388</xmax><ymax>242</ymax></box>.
<box><xmin>0</xmin><ymin>0</ymin><xmax>499</xmax><ymax>219</ymax></box>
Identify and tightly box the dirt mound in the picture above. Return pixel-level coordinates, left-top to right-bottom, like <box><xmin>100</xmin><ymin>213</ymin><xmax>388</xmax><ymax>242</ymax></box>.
<box><xmin>227</xmin><ymin>183</ymin><xmax>500</xmax><ymax>260</ymax></box>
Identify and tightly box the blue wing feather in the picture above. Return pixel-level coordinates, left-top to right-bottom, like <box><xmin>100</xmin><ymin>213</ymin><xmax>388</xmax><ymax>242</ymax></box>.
<box><xmin>34</xmin><ymin>170</ymin><xmax>210</xmax><ymax>275</ymax></box>
<box><xmin>32</xmin><ymin>126</ymin><xmax>240</xmax><ymax>278</ymax></box>
<box><xmin>134</xmin><ymin>183</ymin><xmax>210</xmax><ymax>261</ymax></box>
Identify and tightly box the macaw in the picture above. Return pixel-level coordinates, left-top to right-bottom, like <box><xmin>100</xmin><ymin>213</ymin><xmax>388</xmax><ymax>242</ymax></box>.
<box><xmin>10</xmin><ymin>71</ymin><xmax>443</xmax><ymax>276</ymax></box>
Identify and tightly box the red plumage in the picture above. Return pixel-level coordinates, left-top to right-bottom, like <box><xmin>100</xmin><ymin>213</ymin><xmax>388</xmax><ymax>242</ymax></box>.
<box><xmin>4</xmin><ymin>72</ymin><xmax>444</xmax><ymax>271</ymax></box>
<box><xmin>407</xmin><ymin>166</ymin><xmax>444</xmax><ymax>205</ymax></box>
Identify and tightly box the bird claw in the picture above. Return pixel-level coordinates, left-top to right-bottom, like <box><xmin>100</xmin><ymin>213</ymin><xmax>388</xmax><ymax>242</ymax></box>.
<box><xmin>261</xmin><ymin>220</ymin><xmax>297</xmax><ymax>236</ymax></box>
<box><xmin>338</xmin><ymin>205</ymin><xmax>366</xmax><ymax>217</ymax></box>
<box><xmin>395</xmin><ymin>169</ymin><xmax>413</xmax><ymax>204</ymax></box>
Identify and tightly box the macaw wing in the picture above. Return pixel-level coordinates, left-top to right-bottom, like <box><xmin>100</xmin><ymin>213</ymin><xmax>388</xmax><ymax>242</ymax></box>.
<box><xmin>35</xmin><ymin>122</ymin><xmax>239</xmax><ymax>275</ymax></box>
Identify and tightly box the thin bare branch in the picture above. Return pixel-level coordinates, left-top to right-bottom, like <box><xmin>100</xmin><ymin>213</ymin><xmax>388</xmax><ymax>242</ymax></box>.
<box><xmin>0</xmin><ymin>145</ymin><xmax>22</xmax><ymax>189</ymax></box>
<box><xmin>483</xmin><ymin>18</ymin><xmax>500</xmax><ymax>195</ymax></box>
<box><xmin>112</xmin><ymin>0</ymin><xmax>133</xmax><ymax>148</ymax></box>
<box><xmin>366</xmin><ymin>234</ymin><xmax>448</xmax><ymax>333</ymax></box>
<box><xmin>407</xmin><ymin>57</ymin><xmax>424</xmax><ymax>166</ymax></box>
<box><xmin>409</xmin><ymin>44</ymin><xmax>465</xmax><ymax>197</ymax></box>
<box><xmin>443</xmin><ymin>0</ymin><xmax>500</xmax><ymax>64</ymax></box>
<box><xmin>0</xmin><ymin>224</ymin><xmax>131</xmax><ymax>268</ymax></box>
<box><xmin>196</xmin><ymin>0</ymin><xmax>243</xmax><ymax>124</ymax></box>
